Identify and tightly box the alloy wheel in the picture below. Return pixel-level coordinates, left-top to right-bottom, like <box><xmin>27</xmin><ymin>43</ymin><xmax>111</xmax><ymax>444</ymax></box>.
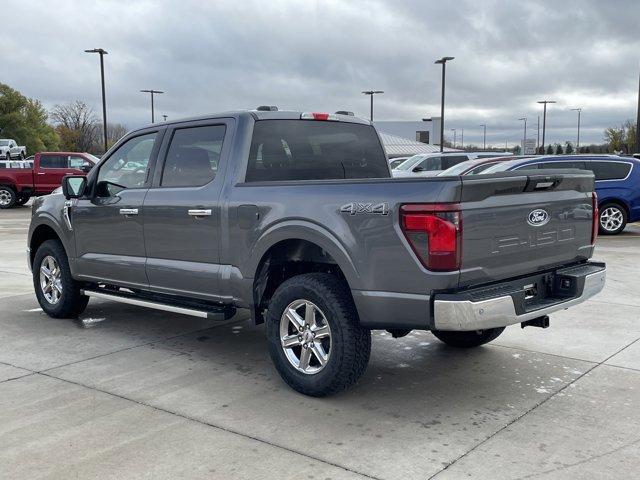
<box><xmin>279</xmin><ymin>299</ymin><xmax>332</xmax><ymax>374</ymax></box>
<box><xmin>0</xmin><ymin>188</ymin><xmax>12</xmax><ymax>206</ymax></box>
<box><xmin>40</xmin><ymin>255</ymin><xmax>63</xmax><ymax>304</ymax></box>
<box><xmin>600</xmin><ymin>206</ymin><xmax>624</xmax><ymax>233</ymax></box>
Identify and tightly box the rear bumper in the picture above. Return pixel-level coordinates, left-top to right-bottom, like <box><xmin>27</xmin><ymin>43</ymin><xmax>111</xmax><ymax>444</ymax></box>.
<box><xmin>433</xmin><ymin>262</ymin><xmax>606</xmax><ymax>331</ymax></box>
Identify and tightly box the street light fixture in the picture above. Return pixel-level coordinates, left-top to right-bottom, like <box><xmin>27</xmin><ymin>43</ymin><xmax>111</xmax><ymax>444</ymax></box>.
<box><xmin>140</xmin><ymin>89</ymin><xmax>164</xmax><ymax>123</ymax></box>
<box><xmin>435</xmin><ymin>56</ymin><xmax>454</xmax><ymax>152</ymax></box>
<box><xmin>537</xmin><ymin>100</ymin><xmax>556</xmax><ymax>153</ymax></box>
<box><xmin>518</xmin><ymin>117</ymin><xmax>527</xmax><ymax>150</ymax></box>
<box><xmin>84</xmin><ymin>48</ymin><xmax>108</xmax><ymax>153</ymax></box>
<box><xmin>570</xmin><ymin>108</ymin><xmax>582</xmax><ymax>150</ymax></box>
<box><xmin>479</xmin><ymin>124</ymin><xmax>487</xmax><ymax>150</ymax></box>
<box><xmin>162</xmin><ymin>115</ymin><xmax>168</xmax><ymax>122</ymax></box>
<box><xmin>361</xmin><ymin>90</ymin><xmax>384</xmax><ymax>122</ymax></box>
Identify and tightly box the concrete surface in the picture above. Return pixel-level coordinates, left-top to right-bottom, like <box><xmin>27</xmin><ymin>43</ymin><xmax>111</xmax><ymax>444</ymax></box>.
<box><xmin>1</xmin><ymin>204</ymin><xmax>639</xmax><ymax>480</ymax></box>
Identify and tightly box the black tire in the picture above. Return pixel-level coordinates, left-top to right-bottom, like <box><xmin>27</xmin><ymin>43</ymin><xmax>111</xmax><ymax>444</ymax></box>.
<box><xmin>15</xmin><ymin>195</ymin><xmax>30</xmax><ymax>206</ymax></box>
<box><xmin>20</xmin><ymin>151</ymin><xmax>25</xmax><ymax>159</ymax></box>
<box><xmin>598</xmin><ymin>202</ymin><xmax>627</xmax><ymax>235</ymax></box>
<box><xmin>33</xmin><ymin>239</ymin><xmax>89</xmax><ymax>318</ymax></box>
<box><xmin>5</xmin><ymin>152</ymin><xmax>10</xmax><ymax>161</ymax></box>
<box><xmin>266</xmin><ymin>273</ymin><xmax>371</xmax><ymax>397</ymax></box>
<box><xmin>431</xmin><ymin>327</ymin><xmax>505</xmax><ymax>348</ymax></box>
<box><xmin>0</xmin><ymin>186</ymin><xmax>17</xmax><ymax>209</ymax></box>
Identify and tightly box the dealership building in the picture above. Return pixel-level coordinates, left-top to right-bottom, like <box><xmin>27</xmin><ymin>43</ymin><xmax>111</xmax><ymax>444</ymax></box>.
<box><xmin>374</xmin><ymin>117</ymin><xmax>460</xmax><ymax>157</ymax></box>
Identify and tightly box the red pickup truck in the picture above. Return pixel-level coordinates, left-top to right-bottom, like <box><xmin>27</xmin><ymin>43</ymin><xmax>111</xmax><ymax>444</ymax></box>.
<box><xmin>0</xmin><ymin>152</ymin><xmax>98</xmax><ymax>208</ymax></box>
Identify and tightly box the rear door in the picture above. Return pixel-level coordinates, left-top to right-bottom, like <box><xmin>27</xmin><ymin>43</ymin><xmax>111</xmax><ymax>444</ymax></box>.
<box><xmin>142</xmin><ymin>119</ymin><xmax>233</xmax><ymax>301</ymax></box>
<box><xmin>73</xmin><ymin>130</ymin><xmax>163</xmax><ymax>287</ymax></box>
<box><xmin>35</xmin><ymin>154</ymin><xmax>69</xmax><ymax>193</ymax></box>
<box><xmin>458</xmin><ymin>171</ymin><xmax>595</xmax><ymax>287</ymax></box>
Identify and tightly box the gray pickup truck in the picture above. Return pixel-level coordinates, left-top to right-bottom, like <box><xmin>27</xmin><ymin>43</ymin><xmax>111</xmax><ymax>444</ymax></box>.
<box><xmin>28</xmin><ymin>110</ymin><xmax>606</xmax><ymax>396</ymax></box>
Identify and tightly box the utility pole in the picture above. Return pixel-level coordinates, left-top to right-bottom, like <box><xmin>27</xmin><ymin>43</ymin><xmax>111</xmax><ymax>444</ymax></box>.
<box><xmin>571</xmin><ymin>108</ymin><xmax>582</xmax><ymax>150</ymax></box>
<box><xmin>537</xmin><ymin>100</ymin><xmax>556</xmax><ymax>154</ymax></box>
<box><xmin>460</xmin><ymin>128</ymin><xmax>464</xmax><ymax>149</ymax></box>
<box><xmin>140</xmin><ymin>89</ymin><xmax>164</xmax><ymax>123</ymax></box>
<box><xmin>479</xmin><ymin>124</ymin><xmax>487</xmax><ymax>150</ymax></box>
<box><xmin>84</xmin><ymin>48</ymin><xmax>109</xmax><ymax>153</ymax></box>
<box><xmin>518</xmin><ymin>117</ymin><xmax>527</xmax><ymax>152</ymax></box>
<box><xmin>450</xmin><ymin>128</ymin><xmax>457</xmax><ymax>148</ymax></box>
<box><xmin>362</xmin><ymin>90</ymin><xmax>383</xmax><ymax>122</ymax></box>
<box><xmin>435</xmin><ymin>56</ymin><xmax>454</xmax><ymax>152</ymax></box>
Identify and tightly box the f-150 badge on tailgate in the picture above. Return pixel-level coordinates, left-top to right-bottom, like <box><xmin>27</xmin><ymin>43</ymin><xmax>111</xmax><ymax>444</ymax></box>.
<box><xmin>340</xmin><ymin>202</ymin><xmax>389</xmax><ymax>216</ymax></box>
<box><xmin>527</xmin><ymin>208</ymin><xmax>550</xmax><ymax>226</ymax></box>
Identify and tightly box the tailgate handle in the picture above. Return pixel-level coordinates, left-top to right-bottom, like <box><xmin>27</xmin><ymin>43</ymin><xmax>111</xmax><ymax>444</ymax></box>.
<box><xmin>525</xmin><ymin>176</ymin><xmax>561</xmax><ymax>191</ymax></box>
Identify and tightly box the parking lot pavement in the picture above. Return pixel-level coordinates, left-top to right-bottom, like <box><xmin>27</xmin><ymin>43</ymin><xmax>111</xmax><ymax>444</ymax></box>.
<box><xmin>1</xmin><ymin>207</ymin><xmax>639</xmax><ymax>480</ymax></box>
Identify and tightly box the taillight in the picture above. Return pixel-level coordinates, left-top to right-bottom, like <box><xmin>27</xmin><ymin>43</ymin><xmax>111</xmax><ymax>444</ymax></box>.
<box><xmin>400</xmin><ymin>204</ymin><xmax>462</xmax><ymax>271</ymax></box>
<box><xmin>300</xmin><ymin>112</ymin><xmax>336</xmax><ymax>121</ymax></box>
<box><xmin>591</xmin><ymin>192</ymin><xmax>598</xmax><ymax>245</ymax></box>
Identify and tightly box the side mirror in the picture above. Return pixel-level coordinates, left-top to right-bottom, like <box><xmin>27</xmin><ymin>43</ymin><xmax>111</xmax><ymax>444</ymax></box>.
<box><xmin>80</xmin><ymin>163</ymin><xmax>93</xmax><ymax>173</ymax></box>
<box><xmin>62</xmin><ymin>175</ymin><xmax>87</xmax><ymax>199</ymax></box>
<box><xmin>412</xmin><ymin>166</ymin><xmax>425</xmax><ymax>173</ymax></box>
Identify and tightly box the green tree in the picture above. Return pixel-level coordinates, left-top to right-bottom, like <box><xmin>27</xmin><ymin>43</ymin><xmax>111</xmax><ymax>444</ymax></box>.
<box><xmin>565</xmin><ymin>142</ymin><xmax>574</xmax><ymax>154</ymax></box>
<box><xmin>604</xmin><ymin>125</ymin><xmax>626</xmax><ymax>153</ymax></box>
<box><xmin>546</xmin><ymin>144</ymin><xmax>554</xmax><ymax>154</ymax></box>
<box><xmin>555</xmin><ymin>143</ymin><xmax>564</xmax><ymax>155</ymax></box>
<box><xmin>0</xmin><ymin>83</ymin><xmax>59</xmax><ymax>153</ymax></box>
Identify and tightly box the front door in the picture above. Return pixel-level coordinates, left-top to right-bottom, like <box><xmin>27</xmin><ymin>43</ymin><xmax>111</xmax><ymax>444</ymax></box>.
<box><xmin>143</xmin><ymin>120</ymin><xmax>232</xmax><ymax>301</ymax></box>
<box><xmin>36</xmin><ymin>154</ymin><xmax>71</xmax><ymax>193</ymax></box>
<box><xmin>72</xmin><ymin>131</ymin><xmax>162</xmax><ymax>288</ymax></box>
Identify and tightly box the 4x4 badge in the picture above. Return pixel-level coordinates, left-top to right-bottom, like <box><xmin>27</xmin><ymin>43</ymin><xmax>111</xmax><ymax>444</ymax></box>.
<box><xmin>340</xmin><ymin>202</ymin><xmax>389</xmax><ymax>216</ymax></box>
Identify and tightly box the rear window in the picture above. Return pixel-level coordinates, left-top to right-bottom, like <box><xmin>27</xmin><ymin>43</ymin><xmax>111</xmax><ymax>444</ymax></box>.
<box><xmin>40</xmin><ymin>155</ymin><xmax>68</xmax><ymax>169</ymax></box>
<box><xmin>588</xmin><ymin>161</ymin><xmax>631</xmax><ymax>181</ymax></box>
<box><xmin>441</xmin><ymin>155</ymin><xmax>469</xmax><ymax>169</ymax></box>
<box><xmin>245</xmin><ymin>120</ymin><xmax>389</xmax><ymax>182</ymax></box>
<box><xmin>539</xmin><ymin>161</ymin><xmax>586</xmax><ymax>170</ymax></box>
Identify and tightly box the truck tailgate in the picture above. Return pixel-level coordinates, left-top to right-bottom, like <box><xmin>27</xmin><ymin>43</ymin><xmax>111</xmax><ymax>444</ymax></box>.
<box><xmin>458</xmin><ymin>171</ymin><xmax>596</xmax><ymax>287</ymax></box>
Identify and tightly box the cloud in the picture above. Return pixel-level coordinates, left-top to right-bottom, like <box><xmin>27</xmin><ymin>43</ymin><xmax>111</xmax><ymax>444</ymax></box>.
<box><xmin>1</xmin><ymin>0</ymin><xmax>638</xmax><ymax>146</ymax></box>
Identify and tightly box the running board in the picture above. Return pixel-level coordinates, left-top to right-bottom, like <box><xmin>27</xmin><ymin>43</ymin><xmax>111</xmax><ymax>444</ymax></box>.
<box><xmin>81</xmin><ymin>289</ymin><xmax>235</xmax><ymax>320</ymax></box>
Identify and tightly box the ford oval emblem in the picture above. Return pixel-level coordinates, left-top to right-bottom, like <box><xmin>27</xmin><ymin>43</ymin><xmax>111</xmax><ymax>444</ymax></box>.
<box><xmin>527</xmin><ymin>209</ymin><xmax>549</xmax><ymax>227</ymax></box>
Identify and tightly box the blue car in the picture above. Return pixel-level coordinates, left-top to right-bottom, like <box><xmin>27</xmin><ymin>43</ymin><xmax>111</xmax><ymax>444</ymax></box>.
<box><xmin>483</xmin><ymin>155</ymin><xmax>640</xmax><ymax>235</ymax></box>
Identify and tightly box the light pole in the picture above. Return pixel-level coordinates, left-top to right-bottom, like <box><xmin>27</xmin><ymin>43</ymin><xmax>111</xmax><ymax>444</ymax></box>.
<box><xmin>450</xmin><ymin>128</ymin><xmax>457</xmax><ymax>148</ymax></box>
<box><xmin>537</xmin><ymin>100</ymin><xmax>556</xmax><ymax>154</ymax></box>
<box><xmin>479</xmin><ymin>124</ymin><xmax>487</xmax><ymax>150</ymax></box>
<box><xmin>162</xmin><ymin>115</ymin><xmax>168</xmax><ymax>121</ymax></box>
<box><xmin>460</xmin><ymin>128</ymin><xmax>464</xmax><ymax>149</ymax></box>
<box><xmin>636</xmin><ymin>70</ymin><xmax>640</xmax><ymax>154</ymax></box>
<box><xmin>362</xmin><ymin>90</ymin><xmax>383</xmax><ymax>122</ymax></box>
<box><xmin>435</xmin><ymin>56</ymin><xmax>454</xmax><ymax>152</ymax></box>
<box><xmin>84</xmin><ymin>48</ymin><xmax>108</xmax><ymax>153</ymax></box>
<box><xmin>140</xmin><ymin>89</ymin><xmax>164</xmax><ymax>123</ymax></box>
<box><xmin>571</xmin><ymin>108</ymin><xmax>582</xmax><ymax>150</ymax></box>
<box><xmin>518</xmin><ymin>117</ymin><xmax>527</xmax><ymax>151</ymax></box>
<box><xmin>537</xmin><ymin>116</ymin><xmax>540</xmax><ymax>153</ymax></box>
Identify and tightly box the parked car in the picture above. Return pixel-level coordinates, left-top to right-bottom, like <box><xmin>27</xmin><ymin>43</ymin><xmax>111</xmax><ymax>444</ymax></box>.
<box><xmin>392</xmin><ymin>151</ymin><xmax>513</xmax><ymax>177</ymax></box>
<box><xmin>28</xmin><ymin>110</ymin><xmax>604</xmax><ymax>396</ymax></box>
<box><xmin>483</xmin><ymin>155</ymin><xmax>640</xmax><ymax>235</ymax></box>
<box><xmin>0</xmin><ymin>152</ymin><xmax>96</xmax><ymax>208</ymax></box>
<box><xmin>437</xmin><ymin>156</ymin><xmax>527</xmax><ymax>176</ymax></box>
<box><xmin>0</xmin><ymin>139</ymin><xmax>27</xmax><ymax>160</ymax></box>
<box><xmin>388</xmin><ymin>156</ymin><xmax>409</xmax><ymax>169</ymax></box>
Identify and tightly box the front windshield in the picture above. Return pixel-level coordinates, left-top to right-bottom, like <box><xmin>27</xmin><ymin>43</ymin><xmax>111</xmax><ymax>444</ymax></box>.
<box><xmin>438</xmin><ymin>159</ymin><xmax>478</xmax><ymax>176</ymax></box>
<box><xmin>0</xmin><ymin>140</ymin><xmax>9</xmax><ymax>146</ymax></box>
<box><xmin>395</xmin><ymin>155</ymin><xmax>424</xmax><ymax>171</ymax></box>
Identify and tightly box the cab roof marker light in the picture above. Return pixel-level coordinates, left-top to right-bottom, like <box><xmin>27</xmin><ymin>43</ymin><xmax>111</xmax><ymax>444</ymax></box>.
<box><xmin>300</xmin><ymin>112</ymin><xmax>339</xmax><ymax>121</ymax></box>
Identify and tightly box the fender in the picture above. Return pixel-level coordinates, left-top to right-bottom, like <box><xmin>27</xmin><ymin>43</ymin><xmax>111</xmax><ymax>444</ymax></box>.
<box><xmin>242</xmin><ymin>219</ymin><xmax>362</xmax><ymax>289</ymax></box>
<box><xmin>29</xmin><ymin>205</ymin><xmax>77</xmax><ymax>272</ymax></box>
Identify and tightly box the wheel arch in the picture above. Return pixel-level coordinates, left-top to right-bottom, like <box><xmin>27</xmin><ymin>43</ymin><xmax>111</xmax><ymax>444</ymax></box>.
<box><xmin>599</xmin><ymin>197</ymin><xmax>630</xmax><ymax>217</ymax></box>
<box><xmin>29</xmin><ymin>221</ymin><xmax>66</xmax><ymax>268</ymax></box>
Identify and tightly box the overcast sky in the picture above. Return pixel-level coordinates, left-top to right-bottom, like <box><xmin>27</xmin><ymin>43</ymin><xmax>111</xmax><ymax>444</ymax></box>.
<box><xmin>2</xmin><ymin>0</ymin><xmax>638</xmax><ymax>147</ymax></box>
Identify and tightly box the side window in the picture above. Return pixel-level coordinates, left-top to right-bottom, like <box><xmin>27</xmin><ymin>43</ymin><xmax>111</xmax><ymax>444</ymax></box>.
<box><xmin>514</xmin><ymin>163</ymin><xmax>540</xmax><ymax>170</ymax></box>
<box><xmin>96</xmin><ymin>132</ymin><xmax>157</xmax><ymax>196</ymax></box>
<box><xmin>161</xmin><ymin>125</ymin><xmax>225</xmax><ymax>187</ymax></box>
<box><xmin>442</xmin><ymin>155</ymin><xmax>469</xmax><ymax>169</ymax></box>
<box><xmin>588</xmin><ymin>161</ymin><xmax>632</xmax><ymax>181</ymax></box>
<box><xmin>68</xmin><ymin>156</ymin><xmax>88</xmax><ymax>169</ymax></box>
<box><xmin>40</xmin><ymin>155</ymin><xmax>67</xmax><ymax>169</ymax></box>
<box><xmin>417</xmin><ymin>157</ymin><xmax>442</xmax><ymax>171</ymax></box>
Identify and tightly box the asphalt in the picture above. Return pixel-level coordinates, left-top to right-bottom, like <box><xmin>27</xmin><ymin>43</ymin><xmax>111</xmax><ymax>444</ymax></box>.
<box><xmin>1</xmin><ymin>203</ymin><xmax>639</xmax><ymax>480</ymax></box>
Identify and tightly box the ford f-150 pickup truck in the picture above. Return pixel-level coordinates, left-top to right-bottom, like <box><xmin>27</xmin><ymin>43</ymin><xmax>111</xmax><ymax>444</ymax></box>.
<box><xmin>27</xmin><ymin>110</ymin><xmax>606</xmax><ymax>396</ymax></box>
<box><xmin>0</xmin><ymin>152</ymin><xmax>96</xmax><ymax>208</ymax></box>
<box><xmin>0</xmin><ymin>139</ymin><xmax>27</xmax><ymax>160</ymax></box>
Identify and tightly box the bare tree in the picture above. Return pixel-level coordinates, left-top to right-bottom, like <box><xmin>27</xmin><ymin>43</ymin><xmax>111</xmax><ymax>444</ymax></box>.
<box><xmin>103</xmin><ymin>122</ymin><xmax>128</xmax><ymax>148</ymax></box>
<box><xmin>50</xmin><ymin>100</ymin><xmax>99</xmax><ymax>152</ymax></box>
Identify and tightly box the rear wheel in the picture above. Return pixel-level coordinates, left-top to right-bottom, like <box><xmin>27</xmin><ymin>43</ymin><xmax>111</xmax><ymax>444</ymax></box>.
<box><xmin>431</xmin><ymin>327</ymin><xmax>505</xmax><ymax>348</ymax></box>
<box><xmin>0</xmin><ymin>186</ymin><xmax>17</xmax><ymax>209</ymax></box>
<box><xmin>266</xmin><ymin>273</ymin><xmax>371</xmax><ymax>396</ymax></box>
<box><xmin>599</xmin><ymin>203</ymin><xmax>627</xmax><ymax>235</ymax></box>
<box><xmin>33</xmin><ymin>239</ymin><xmax>89</xmax><ymax>318</ymax></box>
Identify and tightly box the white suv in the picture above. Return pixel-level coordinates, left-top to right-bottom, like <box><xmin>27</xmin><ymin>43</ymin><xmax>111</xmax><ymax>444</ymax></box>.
<box><xmin>392</xmin><ymin>151</ymin><xmax>513</xmax><ymax>177</ymax></box>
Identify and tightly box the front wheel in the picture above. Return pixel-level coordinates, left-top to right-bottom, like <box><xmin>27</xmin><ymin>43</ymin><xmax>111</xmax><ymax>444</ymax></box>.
<box><xmin>5</xmin><ymin>152</ymin><xmax>10</xmax><ymax>161</ymax></box>
<box><xmin>33</xmin><ymin>239</ymin><xmax>89</xmax><ymax>318</ymax></box>
<box><xmin>266</xmin><ymin>273</ymin><xmax>371</xmax><ymax>396</ymax></box>
<box><xmin>431</xmin><ymin>327</ymin><xmax>505</xmax><ymax>348</ymax></box>
<box><xmin>15</xmin><ymin>195</ymin><xmax>30</xmax><ymax>206</ymax></box>
<box><xmin>599</xmin><ymin>203</ymin><xmax>627</xmax><ymax>235</ymax></box>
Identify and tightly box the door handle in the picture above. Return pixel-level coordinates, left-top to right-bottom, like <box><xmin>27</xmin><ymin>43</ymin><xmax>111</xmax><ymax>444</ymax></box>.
<box><xmin>37</xmin><ymin>172</ymin><xmax>46</xmax><ymax>175</ymax></box>
<box><xmin>119</xmin><ymin>208</ymin><xmax>139</xmax><ymax>216</ymax></box>
<box><xmin>188</xmin><ymin>209</ymin><xmax>212</xmax><ymax>217</ymax></box>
